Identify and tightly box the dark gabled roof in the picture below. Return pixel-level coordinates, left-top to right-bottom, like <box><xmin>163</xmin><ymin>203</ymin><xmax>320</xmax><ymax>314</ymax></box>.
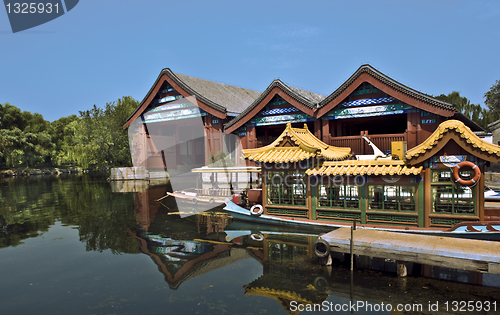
<box><xmin>173</xmin><ymin>72</ymin><xmax>262</xmax><ymax>115</ymax></box>
<box><xmin>488</xmin><ymin>118</ymin><xmax>500</xmax><ymax>131</ymax></box>
<box><xmin>452</xmin><ymin>112</ymin><xmax>485</xmax><ymax>132</ymax></box>
<box><xmin>224</xmin><ymin>79</ymin><xmax>325</xmax><ymax>129</ymax></box>
<box><xmin>318</xmin><ymin>64</ymin><xmax>456</xmax><ymax>111</ymax></box>
<box><xmin>124</xmin><ymin>68</ymin><xmax>261</xmax><ymax>128</ymax></box>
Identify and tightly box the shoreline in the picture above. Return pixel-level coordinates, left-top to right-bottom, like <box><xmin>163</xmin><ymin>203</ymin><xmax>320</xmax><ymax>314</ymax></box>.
<box><xmin>0</xmin><ymin>167</ymin><xmax>84</xmax><ymax>178</ymax></box>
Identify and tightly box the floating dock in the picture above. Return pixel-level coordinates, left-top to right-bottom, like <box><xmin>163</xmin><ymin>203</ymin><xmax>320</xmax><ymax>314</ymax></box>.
<box><xmin>319</xmin><ymin>227</ymin><xmax>500</xmax><ymax>274</ymax></box>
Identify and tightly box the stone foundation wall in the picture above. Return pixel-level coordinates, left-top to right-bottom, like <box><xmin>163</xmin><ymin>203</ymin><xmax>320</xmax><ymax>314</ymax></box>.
<box><xmin>484</xmin><ymin>172</ymin><xmax>500</xmax><ymax>184</ymax></box>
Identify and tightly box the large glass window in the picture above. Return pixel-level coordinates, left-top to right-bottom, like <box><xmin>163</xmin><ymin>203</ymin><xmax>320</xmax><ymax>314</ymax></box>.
<box><xmin>431</xmin><ymin>170</ymin><xmax>475</xmax><ymax>215</ymax></box>
<box><xmin>317</xmin><ymin>183</ymin><xmax>359</xmax><ymax>209</ymax></box>
<box><xmin>266</xmin><ymin>170</ymin><xmax>307</xmax><ymax>207</ymax></box>
<box><xmin>368</xmin><ymin>185</ymin><xmax>416</xmax><ymax>212</ymax></box>
<box><xmin>432</xmin><ymin>186</ymin><xmax>474</xmax><ymax>214</ymax></box>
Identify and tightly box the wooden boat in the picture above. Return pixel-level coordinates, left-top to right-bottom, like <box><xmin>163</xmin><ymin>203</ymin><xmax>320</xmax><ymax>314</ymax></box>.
<box><xmin>160</xmin><ymin>166</ymin><xmax>261</xmax><ymax>207</ymax></box>
<box><xmin>214</xmin><ymin>121</ymin><xmax>500</xmax><ymax>241</ymax></box>
<box><xmin>223</xmin><ymin>199</ymin><xmax>500</xmax><ymax>241</ymax></box>
<box><xmin>166</xmin><ymin>189</ymin><xmax>231</xmax><ymax>205</ymax></box>
<box><xmin>485</xmin><ymin>186</ymin><xmax>500</xmax><ymax>201</ymax></box>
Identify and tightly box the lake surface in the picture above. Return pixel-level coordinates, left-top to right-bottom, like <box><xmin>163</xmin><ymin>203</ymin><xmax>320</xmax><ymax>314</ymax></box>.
<box><xmin>1</xmin><ymin>175</ymin><xmax>499</xmax><ymax>315</ymax></box>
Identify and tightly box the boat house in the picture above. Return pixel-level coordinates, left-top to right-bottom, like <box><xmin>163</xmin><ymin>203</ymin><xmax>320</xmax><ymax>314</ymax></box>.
<box><xmin>123</xmin><ymin>65</ymin><xmax>485</xmax><ymax>171</ymax></box>
<box><xmin>124</xmin><ymin>64</ymin><xmax>500</xmax><ymax>229</ymax></box>
<box><xmin>242</xmin><ymin>119</ymin><xmax>500</xmax><ymax>229</ymax></box>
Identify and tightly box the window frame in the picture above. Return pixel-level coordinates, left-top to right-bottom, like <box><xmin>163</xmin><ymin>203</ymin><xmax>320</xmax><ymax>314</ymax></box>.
<box><xmin>265</xmin><ymin>170</ymin><xmax>308</xmax><ymax>207</ymax></box>
<box><xmin>367</xmin><ymin>184</ymin><xmax>417</xmax><ymax>212</ymax></box>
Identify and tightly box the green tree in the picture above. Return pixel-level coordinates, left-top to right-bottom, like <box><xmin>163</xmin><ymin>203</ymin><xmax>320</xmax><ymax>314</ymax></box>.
<box><xmin>49</xmin><ymin>115</ymin><xmax>79</xmax><ymax>165</ymax></box>
<box><xmin>434</xmin><ymin>91</ymin><xmax>496</xmax><ymax>128</ymax></box>
<box><xmin>485</xmin><ymin>80</ymin><xmax>500</xmax><ymax>116</ymax></box>
<box><xmin>0</xmin><ymin>103</ymin><xmax>25</xmax><ymax>130</ymax></box>
<box><xmin>65</xmin><ymin>97</ymin><xmax>138</xmax><ymax>169</ymax></box>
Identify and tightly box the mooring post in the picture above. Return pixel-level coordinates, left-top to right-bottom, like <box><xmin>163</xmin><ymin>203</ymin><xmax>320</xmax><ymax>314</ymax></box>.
<box><xmin>397</xmin><ymin>261</ymin><xmax>408</xmax><ymax>277</ymax></box>
<box><xmin>350</xmin><ymin>220</ymin><xmax>356</xmax><ymax>271</ymax></box>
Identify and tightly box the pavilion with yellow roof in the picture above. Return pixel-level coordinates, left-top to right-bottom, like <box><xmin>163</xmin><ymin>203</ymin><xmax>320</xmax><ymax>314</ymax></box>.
<box><xmin>242</xmin><ymin>120</ymin><xmax>500</xmax><ymax>228</ymax></box>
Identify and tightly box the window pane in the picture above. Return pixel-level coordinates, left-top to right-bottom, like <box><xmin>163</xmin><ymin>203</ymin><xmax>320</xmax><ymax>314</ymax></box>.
<box><xmin>317</xmin><ymin>182</ymin><xmax>358</xmax><ymax>209</ymax></box>
<box><xmin>266</xmin><ymin>170</ymin><xmax>306</xmax><ymax>206</ymax></box>
<box><xmin>369</xmin><ymin>185</ymin><xmax>416</xmax><ymax>212</ymax></box>
<box><xmin>432</xmin><ymin>170</ymin><xmax>452</xmax><ymax>183</ymax></box>
<box><xmin>432</xmin><ymin>185</ymin><xmax>475</xmax><ymax>215</ymax></box>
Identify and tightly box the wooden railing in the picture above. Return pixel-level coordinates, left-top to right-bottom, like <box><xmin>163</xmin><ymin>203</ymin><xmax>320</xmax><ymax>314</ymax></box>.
<box><xmin>328</xmin><ymin>133</ymin><xmax>407</xmax><ymax>155</ymax></box>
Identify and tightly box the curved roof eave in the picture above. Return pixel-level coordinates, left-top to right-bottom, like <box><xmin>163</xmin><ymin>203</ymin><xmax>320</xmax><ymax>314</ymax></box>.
<box><xmin>316</xmin><ymin>64</ymin><xmax>456</xmax><ymax>118</ymax></box>
<box><xmin>224</xmin><ymin>79</ymin><xmax>323</xmax><ymax>133</ymax></box>
<box><xmin>123</xmin><ymin>68</ymin><xmax>229</xmax><ymax>129</ymax></box>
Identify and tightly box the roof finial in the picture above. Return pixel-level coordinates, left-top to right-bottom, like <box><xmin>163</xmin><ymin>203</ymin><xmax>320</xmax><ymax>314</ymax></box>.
<box><xmin>286</xmin><ymin>121</ymin><xmax>292</xmax><ymax>128</ymax></box>
<box><xmin>303</xmin><ymin>123</ymin><xmax>308</xmax><ymax>130</ymax></box>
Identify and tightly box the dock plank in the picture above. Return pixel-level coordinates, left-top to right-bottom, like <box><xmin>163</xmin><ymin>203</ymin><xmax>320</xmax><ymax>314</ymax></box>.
<box><xmin>320</xmin><ymin>227</ymin><xmax>500</xmax><ymax>274</ymax></box>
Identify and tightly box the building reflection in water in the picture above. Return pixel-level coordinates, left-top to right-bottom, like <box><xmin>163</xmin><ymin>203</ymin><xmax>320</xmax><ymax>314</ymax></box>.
<box><xmin>127</xmin><ymin>182</ymin><xmax>500</xmax><ymax>313</ymax></box>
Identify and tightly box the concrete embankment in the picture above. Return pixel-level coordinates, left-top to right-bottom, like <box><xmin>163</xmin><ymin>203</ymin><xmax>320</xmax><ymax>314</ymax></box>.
<box><xmin>109</xmin><ymin>167</ymin><xmax>169</xmax><ymax>181</ymax></box>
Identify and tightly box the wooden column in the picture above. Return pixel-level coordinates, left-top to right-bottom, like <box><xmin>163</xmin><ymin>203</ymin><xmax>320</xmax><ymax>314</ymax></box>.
<box><xmin>321</xmin><ymin>119</ymin><xmax>330</xmax><ymax>143</ymax></box>
<box><xmin>406</xmin><ymin>112</ymin><xmax>419</xmax><ymax>149</ymax></box>
<box><xmin>307</xmin><ymin>175</ymin><xmax>313</xmax><ymax>220</ymax></box>
<box><xmin>247</xmin><ymin>125</ymin><xmax>256</xmax><ymax>149</ymax></box>
<box><xmin>314</xmin><ymin>120</ymin><xmax>321</xmax><ymax>140</ymax></box>
<box><xmin>262</xmin><ymin>169</ymin><xmax>267</xmax><ymax>214</ymax></box>
<box><xmin>424</xmin><ymin>168</ymin><xmax>432</xmax><ymax>228</ymax></box>
<box><xmin>479</xmin><ymin>165</ymin><xmax>485</xmax><ymax>221</ymax></box>
<box><xmin>418</xmin><ymin>176</ymin><xmax>425</xmax><ymax>227</ymax></box>
<box><xmin>360</xmin><ymin>179</ymin><xmax>367</xmax><ymax>224</ymax></box>
<box><xmin>204</xmin><ymin>116</ymin><xmax>211</xmax><ymax>165</ymax></box>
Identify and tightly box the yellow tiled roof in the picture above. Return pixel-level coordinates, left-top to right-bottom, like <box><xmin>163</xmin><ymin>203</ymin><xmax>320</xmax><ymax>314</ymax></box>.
<box><xmin>405</xmin><ymin>120</ymin><xmax>500</xmax><ymax>162</ymax></box>
<box><xmin>243</xmin><ymin>122</ymin><xmax>351</xmax><ymax>163</ymax></box>
<box><xmin>306</xmin><ymin>159</ymin><xmax>423</xmax><ymax>176</ymax></box>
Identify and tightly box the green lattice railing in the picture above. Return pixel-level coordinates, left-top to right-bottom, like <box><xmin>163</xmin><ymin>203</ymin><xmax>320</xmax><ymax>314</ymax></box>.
<box><xmin>430</xmin><ymin>217</ymin><xmax>476</xmax><ymax>227</ymax></box>
<box><xmin>367</xmin><ymin>214</ymin><xmax>418</xmax><ymax>224</ymax></box>
<box><xmin>317</xmin><ymin>211</ymin><xmax>360</xmax><ymax>220</ymax></box>
<box><xmin>267</xmin><ymin>208</ymin><xmax>308</xmax><ymax>217</ymax></box>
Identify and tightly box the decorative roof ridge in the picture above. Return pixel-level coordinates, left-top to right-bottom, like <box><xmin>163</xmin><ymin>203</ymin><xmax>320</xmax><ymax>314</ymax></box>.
<box><xmin>305</xmin><ymin>160</ymin><xmax>423</xmax><ymax>176</ymax></box>
<box><xmin>243</xmin><ymin>122</ymin><xmax>317</xmax><ymax>154</ymax></box>
<box><xmin>405</xmin><ymin>119</ymin><xmax>500</xmax><ymax>161</ymax></box>
<box><xmin>322</xmin><ymin>159</ymin><xmax>405</xmax><ymax>166</ymax></box>
<box><xmin>242</xmin><ymin>122</ymin><xmax>351</xmax><ymax>162</ymax></box>
<box><xmin>318</xmin><ymin>64</ymin><xmax>455</xmax><ymax>111</ymax></box>
<box><xmin>124</xmin><ymin>68</ymin><xmax>228</xmax><ymax>127</ymax></box>
<box><xmin>224</xmin><ymin>79</ymin><xmax>320</xmax><ymax>129</ymax></box>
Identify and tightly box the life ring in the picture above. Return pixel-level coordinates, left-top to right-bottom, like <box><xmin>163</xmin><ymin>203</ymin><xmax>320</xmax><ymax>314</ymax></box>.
<box><xmin>191</xmin><ymin>198</ymin><xmax>198</xmax><ymax>205</ymax></box>
<box><xmin>250</xmin><ymin>233</ymin><xmax>263</xmax><ymax>241</ymax></box>
<box><xmin>453</xmin><ymin>161</ymin><xmax>481</xmax><ymax>186</ymax></box>
<box><xmin>314</xmin><ymin>238</ymin><xmax>331</xmax><ymax>258</ymax></box>
<box><xmin>250</xmin><ymin>204</ymin><xmax>264</xmax><ymax>216</ymax></box>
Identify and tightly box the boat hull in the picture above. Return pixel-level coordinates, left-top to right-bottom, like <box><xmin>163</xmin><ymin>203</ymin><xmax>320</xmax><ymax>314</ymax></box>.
<box><xmin>167</xmin><ymin>191</ymin><xmax>229</xmax><ymax>206</ymax></box>
<box><xmin>223</xmin><ymin>199</ymin><xmax>500</xmax><ymax>241</ymax></box>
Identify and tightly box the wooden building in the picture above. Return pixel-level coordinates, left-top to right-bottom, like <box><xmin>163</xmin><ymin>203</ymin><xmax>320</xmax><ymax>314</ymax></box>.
<box><xmin>124</xmin><ymin>65</ymin><xmax>485</xmax><ymax>172</ymax></box>
<box><xmin>242</xmin><ymin>120</ymin><xmax>500</xmax><ymax>229</ymax></box>
<box><xmin>123</xmin><ymin>69</ymin><xmax>261</xmax><ymax>170</ymax></box>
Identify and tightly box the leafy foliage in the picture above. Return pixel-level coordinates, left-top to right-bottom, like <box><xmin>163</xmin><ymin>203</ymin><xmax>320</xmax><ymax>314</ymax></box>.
<box><xmin>65</xmin><ymin>97</ymin><xmax>138</xmax><ymax>169</ymax></box>
<box><xmin>485</xmin><ymin>80</ymin><xmax>500</xmax><ymax>118</ymax></box>
<box><xmin>434</xmin><ymin>91</ymin><xmax>499</xmax><ymax>128</ymax></box>
<box><xmin>0</xmin><ymin>97</ymin><xmax>138</xmax><ymax>169</ymax></box>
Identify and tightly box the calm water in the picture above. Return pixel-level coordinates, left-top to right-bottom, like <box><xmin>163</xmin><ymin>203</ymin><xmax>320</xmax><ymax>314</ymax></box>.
<box><xmin>1</xmin><ymin>175</ymin><xmax>499</xmax><ymax>315</ymax></box>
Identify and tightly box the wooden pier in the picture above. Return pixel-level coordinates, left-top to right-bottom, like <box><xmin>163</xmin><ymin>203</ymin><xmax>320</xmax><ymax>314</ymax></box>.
<box><xmin>319</xmin><ymin>227</ymin><xmax>500</xmax><ymax>274</ymax></box>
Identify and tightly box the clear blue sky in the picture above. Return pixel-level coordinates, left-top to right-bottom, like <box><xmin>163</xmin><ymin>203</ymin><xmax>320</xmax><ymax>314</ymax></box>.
<box><xmin>1</xmin><ymin>0</ymin><xmax>499</xmax><ymax>122</ymax></box>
